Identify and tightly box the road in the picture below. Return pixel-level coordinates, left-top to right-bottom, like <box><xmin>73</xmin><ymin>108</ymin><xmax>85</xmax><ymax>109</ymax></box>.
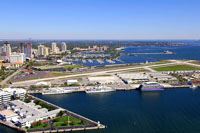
<box><xmin>9</xmin><ymin>60</ymin><xmax>176</xmax><ymax>86</ymax></box>
<box><xmin>0</xmin><ymin>64</ymin><xmax>27</xmax><ymax>86</ymax></box>
<box><xmin>11</xmin><ymin>60</ymin><xmax>200</xmax><ymax>87</ymax></box>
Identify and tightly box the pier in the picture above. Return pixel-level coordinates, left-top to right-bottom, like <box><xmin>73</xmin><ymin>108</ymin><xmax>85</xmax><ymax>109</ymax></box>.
<box><xmin>97</xmin><ymin>59</ymin><xmax>104</xmax><ymax>64</ymax></box>
<box><xmin>82</xmin><ymin>60</ymin><xmax>87</xmax><ymax>63</ymax></box>
<box><xmin>88</xmin><ymin>59</ymin><xmax>93</xmax><ymax>63</ymax></box>
<box><xmin>106</xmin><ymin>59</ymin><xmax>115</xmax><ymax>63</ymax></box>
<box><xmin>120</xmin><ymin>52</ymin><xmax>174</xmax><ymax>56</ymax></box>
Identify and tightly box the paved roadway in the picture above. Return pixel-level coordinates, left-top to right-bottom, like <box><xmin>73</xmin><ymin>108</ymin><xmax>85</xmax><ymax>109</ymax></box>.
<box><xmin>11</xmin><ymin>60</ymin><xmax>200</xmax><ymax>86</ymax></box>
<box><xmin>0</xmin><ymin>64</ymin><xmax>27</xmax><ymax>86</ymax></box>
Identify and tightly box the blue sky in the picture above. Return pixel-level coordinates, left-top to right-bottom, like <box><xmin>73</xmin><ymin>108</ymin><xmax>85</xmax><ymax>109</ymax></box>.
<box><xmin>0</xmin><ymin>0</ymin><xmax>200</xmax><ymax>40</ymax></box>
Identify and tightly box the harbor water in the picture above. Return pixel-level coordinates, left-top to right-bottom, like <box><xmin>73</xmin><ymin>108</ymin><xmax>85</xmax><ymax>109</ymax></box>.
<box><xmin>67</xmin><ymin>44</ymin><xmax>200</xmax><ymax>66</ymax></box>
<box><xmin>2</xmin><ymin>88</ymin><xmax>200</xmax><ymax>132</ymax></box>
<box><xmin>24</xmin><ymin>88</ymin><xmax>200</xmax><ymax>132</ymax></box>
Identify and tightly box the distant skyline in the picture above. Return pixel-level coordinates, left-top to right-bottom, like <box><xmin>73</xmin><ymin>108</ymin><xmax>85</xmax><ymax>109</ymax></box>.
<box><xmin>0</xmin><ymin>0</ymin><xmax>200</xmax><ymax>40</ymax></box>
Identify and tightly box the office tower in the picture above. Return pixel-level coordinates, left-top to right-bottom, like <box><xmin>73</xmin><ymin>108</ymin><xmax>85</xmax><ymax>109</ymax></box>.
<box><xmin>20</xmin><ymin>42</ymin><xmax>32</xmax><ymax>58</ymax></box>
<box><xmin>61</xmin><ymin>42</ymin><xmax>67</xmax><ymax>52</ymax></box>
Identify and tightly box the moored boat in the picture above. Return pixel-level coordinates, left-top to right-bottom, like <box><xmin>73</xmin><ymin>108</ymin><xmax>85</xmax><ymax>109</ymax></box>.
<box><xmin>138</xmin><ymin>82</ymin><xmax>164</xmax><ymax>91</ymax></box>
<box><xmin>42</xmin><ymin>87</ymin><xmax>76</xmax><ymax>95</ymax></box>
<box><xmin>85</xmin><ymin>86</ymin><xmax>116</xmax><ymax>93</ymax></box>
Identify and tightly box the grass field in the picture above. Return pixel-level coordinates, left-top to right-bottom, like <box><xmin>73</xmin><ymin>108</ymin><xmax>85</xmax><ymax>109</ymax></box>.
<box><xmin>53</xmin><ymin>116</ymin><xmax>87</xmax><ymax>127</ymax></box>
<box><xmin>27</xmin><ymin>123</ymin><xmax>50</xmax><ymax>130</ymax></box>
<box><xmin>107</xmin><ymin>68</ymin><xmax>150</xmax><ymax>73</ymax></box>
<box><xmin>152</xmin><ymin>65</ymin><xmax>200</xmax><ymax>71</ymax></box>
<box><xmin>64</xmin><ymin>65</ymin><xmax>81</xmax><ymax>69</ymax></box>
<box><xmin>51</xmin><ymin>72</ymin><xmax>71</xmax><ymax>77</ymax></box>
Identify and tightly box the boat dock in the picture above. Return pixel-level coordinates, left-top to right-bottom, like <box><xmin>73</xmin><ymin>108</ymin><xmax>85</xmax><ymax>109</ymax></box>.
<box><xmin>106</xmin><ymin>59</ymin><xmax>115</xmax><ymax>63</ymax></box>
<box><xmin>120</xmin><ymin>52</ymin><xmax>174</xmax><ymax>56</ymax></box>
<box><xmin>97</xmin><ymin>59</ymin><xmax>104</xmax><ymax>64</ymax></box>
<box><xmin>88</xmin><ymin>59</ymin><xmax>93</xmax><ymax>63</ymax></box>
<box><xmin>82</xmin><ymin>60</ymin><xmax>87</xmax><ymax>63</ymax></box>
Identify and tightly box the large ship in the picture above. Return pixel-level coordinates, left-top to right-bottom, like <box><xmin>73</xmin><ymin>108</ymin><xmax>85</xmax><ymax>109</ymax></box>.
<box><xmin>42</xmin><ymin>87</ymin><xmax>77</xmax><ymax>95</ymax></box>
<box><xmin>85</xmin><ymin>86</ymin><xmax>116</xmax><ymax>93</ymax></box>
<box><xmin>138</xmin><ymin>82</ymin><xmax>164</xmax><ymax>91</ymax></box>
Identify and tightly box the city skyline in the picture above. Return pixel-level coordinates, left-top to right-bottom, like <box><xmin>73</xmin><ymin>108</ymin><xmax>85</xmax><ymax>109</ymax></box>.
<box><xmin>0</xmin><ymin>0</ymin><xmax>200</xmax><ymax>40</ymax></box>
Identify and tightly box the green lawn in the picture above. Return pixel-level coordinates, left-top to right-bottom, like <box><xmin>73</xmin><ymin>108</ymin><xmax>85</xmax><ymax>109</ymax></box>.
<box><xmin>27</xmin><ymin>123</ymin><xmax>50</xmax><ymax>130</ymax></box>
<box><xmin>51</xmin><ymin>72</ymin><xmax>71</xmax><ymax>77</ymax></box>
<box><xmin>107</xmin><ymin>68</ymin><xmax>150</xmax><ymax>73</ymax></box>
<box><xmin>53</xmin><ymin>116</ymin><xmax>87</xmax><ymax>127</ymax></box>
<box><xmin>64</xmin><ymin>65</ymin><xmax>81</xmax><ymax>69</ymax></box>
<box><xmin>152</xmin><ymin>65</ymin><xmax>200</xmax><ymax>71</ymax></box>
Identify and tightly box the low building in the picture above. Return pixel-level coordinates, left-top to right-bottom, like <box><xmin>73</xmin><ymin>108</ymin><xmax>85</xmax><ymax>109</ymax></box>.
<box><xmin>88</xmin><ymin>76</ymin><xmax>119</xmax><ymax>85</ymax></box>
<box><xmin>67</xmin><ymin>80</ymin><xmax>78</xmax><ymax>85</ymax></box>
<box><xmin>117</xmin><ymin>72</ymin><xmax>178</xmax><ymax>84</ymax></box>
<box><xmin>0</xmin><ymin>110</ymin><xmax>18</xmax><ymax>121</ymax></box>
<box><xmin>9</xmin><ymin>100</ymin><xmax>62</xmax><ymax>127</ymax></box>
<box><xmin>0</xmin><ymin>62</ymin><xmax>23</xmax><ymax>69</ymax></box>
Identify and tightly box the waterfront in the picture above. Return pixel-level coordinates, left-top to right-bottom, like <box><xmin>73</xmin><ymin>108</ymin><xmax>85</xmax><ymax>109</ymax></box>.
<box><xmin>69</xmin><ymin>44</ymin><xmax>200</xmax><ymax>66</ymax></box>
<box><xmin>1</xmin><ymin>88</ymin><xmax>199</xmax><ymax>132</ymax></box>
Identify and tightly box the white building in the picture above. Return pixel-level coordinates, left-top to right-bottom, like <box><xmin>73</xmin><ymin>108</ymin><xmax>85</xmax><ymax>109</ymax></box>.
<box><xmin>10</xmin><ymin>100</ymin><xmax>62</xmax><ymax>127</ymax></box>
<box><xmin>67</xmin><ymin>80</ymin><xmax>78</xmax><ymax>85</ymax></box>
<box><xmin>37</xmin><ymin>45</ymin><xmax>49</xmax><ymax>57</ymax></box>
<box><xmin>2</xmin><ymin>88</ymin><xmax>27</xmax><ymax>99</ymax></box>
<box><xmin>61</xmin><ymin>42</ymin><xmax>67</xmax><ymax>52</ymax></box>
<box><xmin>0</xmin><ymin>110</ymin><xmax>18</xmax><ymax>122</ymax></box>
<box><xmin>9</xmin><ymin>53</ymin><xmax>26</xmax><ymax>63</ymax></box>
<box><xmin>0</xmin><ymin>91</ymin><xmax>11</xmax><ymax>105</ymax></box>
<box><xmin>51</xmin><ymin>42</ymin><xmax>59</xmax><ymax>54</ymax></box>
<box><xmin>88</xmin><ymin>76</ymin><xmax>119</xmax><ymax>85</ymax></box>
<box><xmin>0</xmin><ymin>41</ymin><xmax>11</xmax><ymax>60</ymax></box>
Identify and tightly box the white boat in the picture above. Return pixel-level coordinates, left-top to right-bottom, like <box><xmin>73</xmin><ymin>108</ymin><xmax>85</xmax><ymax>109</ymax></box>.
<box><xmin>85</xmin><ymin>86</ymin><xmax>116</xmax><ymax>93</ymax></box>
<box><xmin>42</xmin><ymin>87</ymin><xmax>75</xmax><ymax>95</ymax></box>
<box><xmin>190</xmin><ymin>84</ymin><xmax>198</xmax><ymax>90</ymax></box>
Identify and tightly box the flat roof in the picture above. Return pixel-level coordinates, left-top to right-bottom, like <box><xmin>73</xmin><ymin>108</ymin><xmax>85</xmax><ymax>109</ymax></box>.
<box><xmin>0</xmin><ymin>110</ymin><xmax>17</xmax><ymax>117</ymax></box>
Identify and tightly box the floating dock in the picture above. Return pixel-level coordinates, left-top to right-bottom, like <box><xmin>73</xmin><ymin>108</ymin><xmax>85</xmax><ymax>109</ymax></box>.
<box><xmin>82</xmin><ymin>60</ymin><xmax>87</xmax><ymax>63</ymax></box>
<box><xmin>88</xmin><ymin>59</ymin><xmax>93</xmax><ymax>63</ymax></box>
<box><xmin>97</xmin><ymin>59</ymin><xmax>104</xmax><ymax>64</ymax></box>
<box><xmin>106</xmin><ymin>59</ymin><xmax>115</xmax><ymax>63</ymax></box>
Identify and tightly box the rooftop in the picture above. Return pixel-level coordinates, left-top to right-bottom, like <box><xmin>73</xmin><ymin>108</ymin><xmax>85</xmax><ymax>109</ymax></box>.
<box><xmin>0</xmin><ymin>110</ymin><xmax>17</xmax><ymax>118</ymax></box>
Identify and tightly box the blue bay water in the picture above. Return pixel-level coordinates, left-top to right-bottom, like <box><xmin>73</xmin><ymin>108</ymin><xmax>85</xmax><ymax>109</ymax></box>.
<box><xmin>71</xmin><ymin>44</ymin><xmax>200</xmax><ymax>65</ymax></box>
<box><xmin>119</xmin><ymin>45</ymin><xmax>200</xmax><ymax>63</ymax></box>
<box><xmin>34</xmin><ymin>88</ymin><xmax>200</xmax><ymax>132</ymax></box>
<box><xmin>2</xmin><ymin>88</ymin><xmax>200</xmax><ymax>132</ymax></box>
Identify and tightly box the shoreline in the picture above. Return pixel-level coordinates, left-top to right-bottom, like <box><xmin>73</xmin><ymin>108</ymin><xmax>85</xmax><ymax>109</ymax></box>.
<box><xmin>0</xmin><ymin>94</ymin><xmax>106</xmax><ymax>133</ymax></box>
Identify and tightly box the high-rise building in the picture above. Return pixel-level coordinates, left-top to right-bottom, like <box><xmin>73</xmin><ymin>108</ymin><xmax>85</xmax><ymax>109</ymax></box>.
<box><xmin>51</xmin><ymin>42</ymin><xmax>57</xmax><ymax>53</ymax></box>
<box><xmin>38</xmin><ymin>45</ymin><xmax>49</xmax><ymax>57</ymax></box>
<box><xmin>20</xmin><ymin>43</ymin><xmax>32</xmax><ymax>58</ymax></box>
<box><xmin>0</xmin><ymin>41</ymin><xmax>12</xmax><ymax>60</ymax></box>
<box><xmin>61</xmin><ymin>42</ymin><xmax>67</xmax><ymax>52</ymax></box>
<box><xmin>9</xmin><ymin>53</ymin><xmax>26</xmax><ymax>63</ymax></box>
